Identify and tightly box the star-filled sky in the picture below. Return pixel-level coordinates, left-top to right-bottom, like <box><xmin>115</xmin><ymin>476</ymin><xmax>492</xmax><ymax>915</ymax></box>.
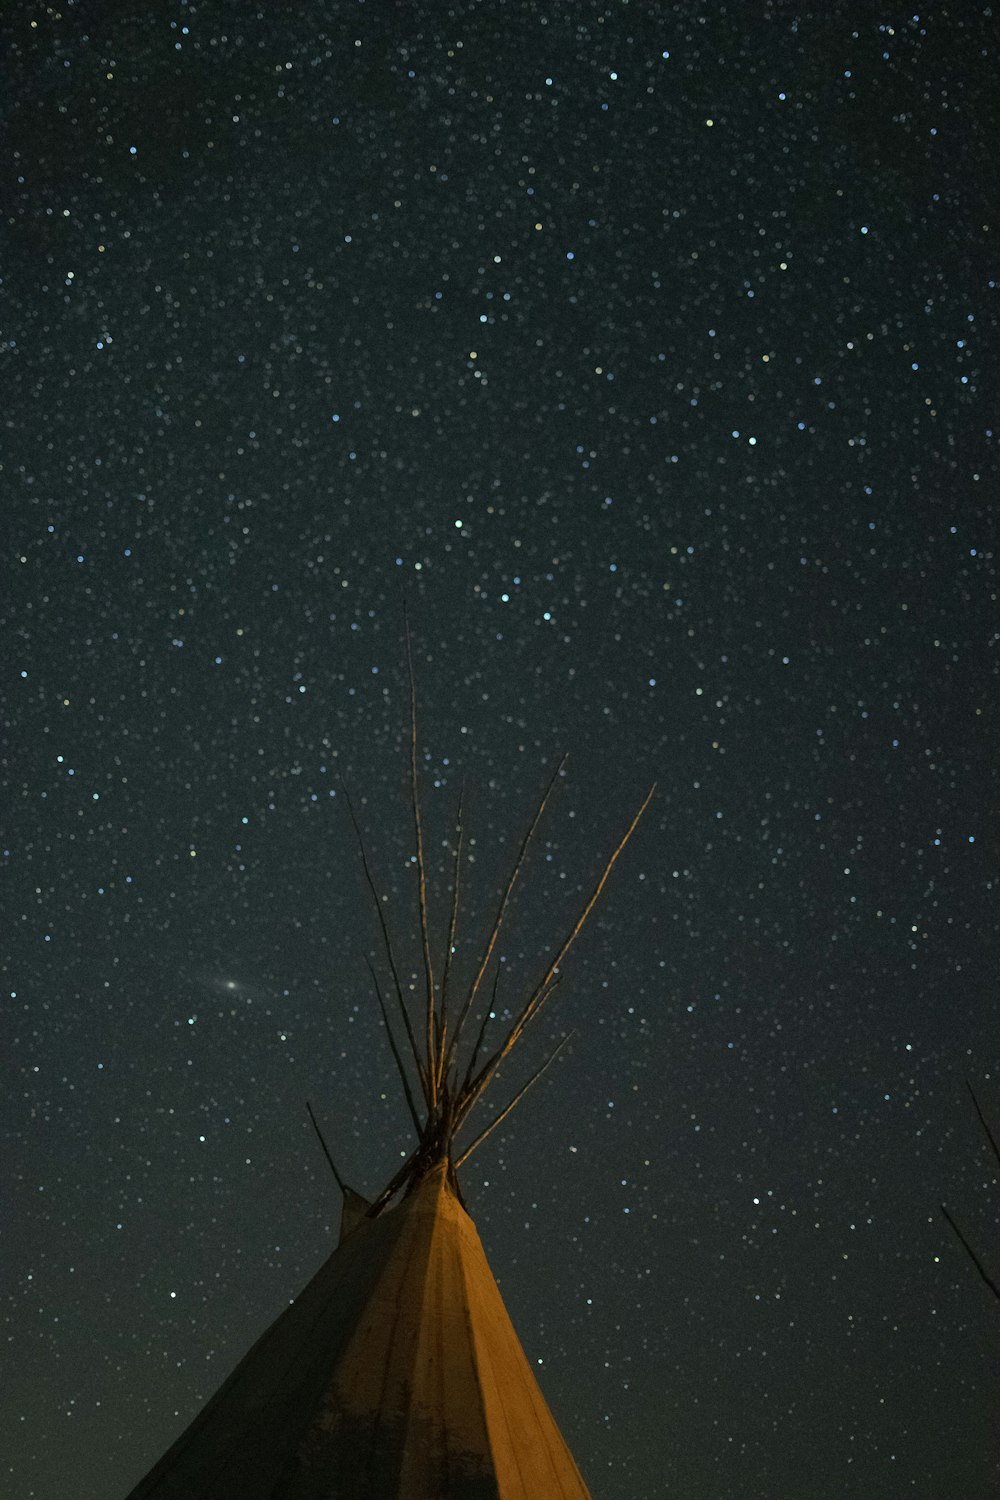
<box><xmin>4</xmin><ymin>3</ymin><xmax>998</xmax><ymax>1497</ymax></box>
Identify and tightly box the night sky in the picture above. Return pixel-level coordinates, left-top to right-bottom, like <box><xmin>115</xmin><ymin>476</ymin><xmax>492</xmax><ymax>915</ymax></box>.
<box><xmin>4</xmin><ymin>3</ymin><xmax>998</xmax><ymax>1497</ymax></box>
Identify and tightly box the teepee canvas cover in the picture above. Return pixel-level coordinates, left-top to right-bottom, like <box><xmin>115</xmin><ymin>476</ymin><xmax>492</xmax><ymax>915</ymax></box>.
<box><xmin>124</xmin><ymin>639</ymin><xmax>652</xmax><ymax>1499</ymax></box>
<box><xmin>126</xmin><ymin>1164</ymin><xmax>594</xmax><ymax>1499</ymax></box>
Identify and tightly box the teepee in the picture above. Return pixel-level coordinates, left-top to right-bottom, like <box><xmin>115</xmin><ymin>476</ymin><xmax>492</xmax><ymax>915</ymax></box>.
<box><xmin>123</xmin><ymin>636</ymin><xmax>653</xmax><ymax>1499</ymax></box>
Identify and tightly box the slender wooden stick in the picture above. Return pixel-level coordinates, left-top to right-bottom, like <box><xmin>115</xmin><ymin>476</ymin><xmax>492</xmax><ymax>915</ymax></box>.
<box><xmin>940</xmin><ymin>1203</ymin><xmax>1000</xmax><ymax>1302</ymax></box>
<box><xmin>404</xmin><ymin>607</ymin><xmax>439</xmax><ymax>1107</ymax></box>
<box><xmin>364</xmin><ymin>956</ymin><xmax>424</xmax><ymax>1136</ymax></box>
<box><xmin>436</xmin><ymin>784</ymin><xmax>466</xmax><ymax>1096</ymax></box>
<box><xmin>460</xmin><ymin>783</ymin><xmax>655</xmax><ymax>1121</ymax></box>
<box><xmin>460</xmin><ymin>965</ymin><xmax>514</xmax><ymax>1096</ymax></box>
<box><xmin>366</xmin><ymin>1145</ymin><xmax>421</xmax><ymax>1218</ymax></box>
<box><xmin>342</xmin><ymin>779</ymin><xmax>429</xmax><ymax>1103</ymax></box>
<box><xmin>445</xmin><ymin>754</ymin><xmax>568</xmax><ymax>1085</ymax></box>
<box><xmin>967</xmin><ymin>1080</ymin><xmax>1000</xmax><ymax>1175</ymax></box>
<box><xmin>455</xmin><ymin>1033</ymin><xmax>574</xmax><ymax>1168</ymax></box>
<box><xmin>305</xmin><ymin>1100</ymin><xmax>346</xmax><ymax>1192</ymax></box>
